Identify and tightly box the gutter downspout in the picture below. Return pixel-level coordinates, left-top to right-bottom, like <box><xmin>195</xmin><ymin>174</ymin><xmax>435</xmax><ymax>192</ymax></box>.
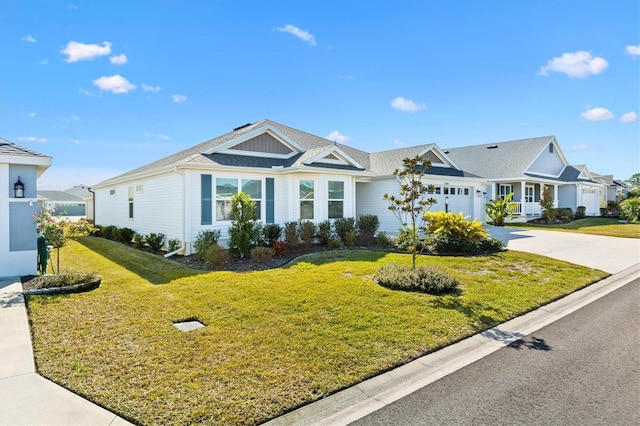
<box><xmin>88</xmin><ymin>187</ymin><xmax>95</xmax><ymax>224</ymax></box>
<box><xmin>164</xmin><ymin>243</ymin><xmax>186</xmax><ymax>258</ymax></box>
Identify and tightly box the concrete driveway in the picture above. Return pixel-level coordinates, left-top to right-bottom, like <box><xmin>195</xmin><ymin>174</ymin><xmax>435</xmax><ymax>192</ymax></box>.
<box><xmin>487</xmin><ymin>225</ymin><xmax>640</xmax><ymax>274</ymax></box>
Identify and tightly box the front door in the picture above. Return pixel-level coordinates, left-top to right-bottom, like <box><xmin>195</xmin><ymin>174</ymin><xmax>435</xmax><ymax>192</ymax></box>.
<box><xmin>524</xmin><ymin>186</ymin><xmax>534</xmax><ymax>215</ymax></box>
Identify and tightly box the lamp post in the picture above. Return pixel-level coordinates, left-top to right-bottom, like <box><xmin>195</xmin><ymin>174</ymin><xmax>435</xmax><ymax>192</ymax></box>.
<box><xmin>445</xmin><ymin>196</ymin><xmax>449</xmax><ymax>213</ymax></box>
<box><xmin>14</xmin><ymin>177</ymin><xmax>25</xmax><ymax>198</ymax></box>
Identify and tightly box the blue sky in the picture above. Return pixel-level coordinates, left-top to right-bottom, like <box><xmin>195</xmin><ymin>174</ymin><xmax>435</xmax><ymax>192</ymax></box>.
<box><xmin>2</xmin><ymin>0</ymin><xmax>638</xmax><ymax>190</ymax></box>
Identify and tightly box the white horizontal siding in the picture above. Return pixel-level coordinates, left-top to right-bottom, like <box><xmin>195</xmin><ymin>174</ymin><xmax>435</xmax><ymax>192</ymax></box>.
<box><xmin>94</xmin><ymin>172</ymin><xmax>183</xmax><ymax>247</ymax></box>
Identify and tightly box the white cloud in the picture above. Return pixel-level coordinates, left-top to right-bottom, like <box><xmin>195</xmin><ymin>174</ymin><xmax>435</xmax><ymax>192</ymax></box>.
<box><xmin>325</xmin><ymin>130</ymin><xmax>351</xmax><ymax>144</ymax></box>
<box><xmin>70</xmin><ymin>139</ymin><xmax>80</xmax><ymax>144</ymax></box>
<box><xmin>565</xmin><ymin>144</ymin><xmax>588</xmax><ymax>151</ymax></box>
<box><xmin>142</xmin><ymin>84</ymin><xmax>161</xmax><ymax>92</ymax></box>
<box><xmin>392</xmin><ymin>139</ymin><xmax>405</xmax><ymax>147</ymax></box>
<box><xmin>68</xmin><ymin>3</ymin><xmax>78</xmax><ymax>10</ymax></box>
<box><xmin>159</xmin><ymin>134</ymin><xmax>170</xmax><ymax>140</ymax></box>
<box><xmin>390</xmin><ymin>96</ymin><xmax>426</xmax><ymax>113</ymax></box>
<box><xmin>620</xmin><ymin>111</ymin><xmax>638</xmax><ymax>123</ymax></box>
<box><xmin>39</xmin><ymin>59</ymin><xmax>48</xmax><ymax>65</ymax></box>
<box><xmin>581</xmin><ymin>107</ymin><xmax>614</xmax><ymax>121</ymax></box>
<box><xmin>625</xmin><ymin>44</ymin><xmax>640</xmax><ymax>57</ymax></box>
<box><xmin>22</xmin><ymin>35</ymin><xmax>36</xmax><ymax>43</ymax></box>
<box><xmin>28</xmin><ymin>112</ymin><xmax>36</xmax><ymax>118</ymax></box>
<box><xmin>172</xmin><ymin>94</ymin><xmax>187</xmax><ymax>103</ymax></box>
<box><xmin>61</xmin><ymin>41</ymin><xmax>111</xmax><ymax>63</ymax></box>
<box><xmin>78</xmin><ymin>87</ymin><xmax>96</xmax><ymax>97</ymax></box>
<box><xmin>64</xmin><ymin>114</ymin><xmax>80</xmax><ymax>122</ymax></box>
<box><xmin>93</xmin><ymin>75</ymin><xmax>136</xmax><ymax>94</ymax></box>
<box><xmin>109</xmin><ymin>54</ymin><xmax>127</xmax><ymax>65</ymax></box>
<box><xmin>276</xmin><ymin>24</ymin><xmax>317</xmax><ymax>46</ymax></box>
<box><xmin>538</xmin><ymin>50</ymin><xmax>608</xmax><ymax>78</ymax></box>
<box><xmin>144</xmin><ymin>131</ymin><xmax>153</xmax><ymax>138</ymax></box>
<box><xmin>338</xmin><ymin>74</ymin><xmax>355</xmax><ymax>80</ymax></box>
<box><xmin>18</xmin><ymin>136</ymin><xmax>47</xmax><ymax>143</ymax></box>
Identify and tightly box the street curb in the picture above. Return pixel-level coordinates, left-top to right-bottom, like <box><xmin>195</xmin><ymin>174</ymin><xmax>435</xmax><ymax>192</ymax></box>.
<box><xmin>265</xmin><ymin>263</ymin><xmax>640</xmax><ymax>426</ymax></box>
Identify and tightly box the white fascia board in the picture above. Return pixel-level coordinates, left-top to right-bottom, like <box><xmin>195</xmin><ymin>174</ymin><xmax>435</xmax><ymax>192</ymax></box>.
<box><xmin>202</xmin><ymin>124</ymin><xmax>305</xmax><ymax>156</ymax></box>
<box><xmin>302</xmin><ymin>146</ymin><xmax>365</xmax><ymax>170</ymax></box>
<box><xmin>281</xmin><ymin>166</ymin><xmax>375</xmax><ymax>177</ymax></box>
<box><xmin>0</xmin><ymin>154</ymin><xmax>52</xmax><ymax>167</ymax></box>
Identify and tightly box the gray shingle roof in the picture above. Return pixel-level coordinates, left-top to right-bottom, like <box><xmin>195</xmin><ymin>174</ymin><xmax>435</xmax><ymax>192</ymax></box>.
<box><xmin>444</xmin><ymin>136</ymin><xmax>555</xmax><ymax>180</ymax></box>
<box><xmin>0</xmin><ymin>138</ymin><xmax>51</xmax><ymax>159</ymax></box>
<box><xmin>95</xmin><ymin>119</ymin><xmax>372</xmax><ymax>187</ymax></box>
<box><xmin>38</xmin><ymin>191</ymin><xmax>85</xmax><ymax>202</ymax></box>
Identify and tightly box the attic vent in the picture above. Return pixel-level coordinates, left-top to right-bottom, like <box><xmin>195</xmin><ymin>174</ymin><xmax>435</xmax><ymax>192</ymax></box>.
<box><xmin>487</xmin><ymin>145</ymin><xmax>498</xmax><ymax>149</ymax></box>
<box><xmin>233</xmin><ymin>123</ymin><xmax>252</xmax><ymax>131</ymax></box>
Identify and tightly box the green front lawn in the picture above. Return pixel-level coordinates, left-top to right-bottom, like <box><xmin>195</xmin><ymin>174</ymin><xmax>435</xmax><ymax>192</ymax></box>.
<box><xmin>508</xmin><ymin>218</ymin><xmax>640</xmax><ymax>238</ymax></box>
<box><xmin>27</xmin><ymin>237</ymin><xmax>608</xmax><ymax>425</ymax></box>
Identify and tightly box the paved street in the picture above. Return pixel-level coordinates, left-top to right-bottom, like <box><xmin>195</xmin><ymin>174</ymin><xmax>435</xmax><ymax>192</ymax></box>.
<box><xmin>352</xmin><ymin>277</ymin><xmax>640</xmax><ymax>426</ymax></box>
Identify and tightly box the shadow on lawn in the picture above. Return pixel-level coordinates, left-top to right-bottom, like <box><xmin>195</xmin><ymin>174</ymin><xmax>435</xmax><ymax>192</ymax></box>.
<box><xmin>75</xmin><ymin>237</ymin><xmax>202</xmax><ymax>285</ymax></box>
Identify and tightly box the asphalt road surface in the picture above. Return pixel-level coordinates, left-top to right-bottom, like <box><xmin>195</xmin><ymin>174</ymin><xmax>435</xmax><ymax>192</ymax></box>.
<box><xmin>352</xmin><ymin>278</ymin><xmax>640</xmax><ymax>426</ymax></box>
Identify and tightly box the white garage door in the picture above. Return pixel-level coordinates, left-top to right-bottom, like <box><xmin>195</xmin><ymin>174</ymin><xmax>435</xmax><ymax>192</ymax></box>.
<box><xmin>581</xmin><ymin>187</ymin><xmax>600</xmax><ymax>216</ymax></box>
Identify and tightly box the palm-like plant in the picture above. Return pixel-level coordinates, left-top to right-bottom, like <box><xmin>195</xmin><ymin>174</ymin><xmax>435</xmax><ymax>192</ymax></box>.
<box><xmin>486</xmin><ymin>192</ymin><xmax>518</xmax><ymax>226</ymax></box>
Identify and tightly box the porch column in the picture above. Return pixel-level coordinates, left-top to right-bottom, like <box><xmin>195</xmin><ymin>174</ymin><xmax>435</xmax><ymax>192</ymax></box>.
<box><xmin>553</xmin><ymin>184</ymin><xmax>558</xmax><ymax>208</ymax></box>
<box><xmin>521</xmin><ymin>181</ymin><xmax>526</xmax><ymax>215</ymax></box>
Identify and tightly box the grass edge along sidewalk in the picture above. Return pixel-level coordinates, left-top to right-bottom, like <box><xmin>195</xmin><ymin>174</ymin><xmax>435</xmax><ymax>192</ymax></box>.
<box><xmin>26</xmin><ymin>238</ymin><xmax>608</xmax><ymax>425</ymax></box>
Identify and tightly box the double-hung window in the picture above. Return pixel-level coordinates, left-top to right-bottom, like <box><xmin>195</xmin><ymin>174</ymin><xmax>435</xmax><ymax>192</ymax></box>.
<box><xmin>328</xmin><ymin>181</ymin><xmax>344</xmax><ymax>219</ymax></box>
<box><xmin>215</xmin><ymin>178</ymin><xmax>262</xmax><ymax>221</ymax></box>
<box><xmin>299</xmin><ymin>180</ymin><xmax>314</xmax><ymax>220</ymax></box>
<box><xmin>128</xmin><ymin>186</ymin><xmax>134</xmax><ymax>218</ymax></box>
<box><xmin>498</xmin><ymin>184</ymin><xmax>513</xmax><ymax>200</ymax></box>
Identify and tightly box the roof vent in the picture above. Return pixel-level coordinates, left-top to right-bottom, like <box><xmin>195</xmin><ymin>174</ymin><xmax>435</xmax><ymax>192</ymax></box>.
<box><xmin>487</xmin><ymin>145</ymin><xmax>498</xmax><ymax>149</ymax></box>
<box><xmin>233</xmin><ymin>123</ymin><xmax>252</xmax><ymax>131</ymax></box>
<box><xmin>443</xmin><ymin>150</ymin><xmax>449</xmax><ymax>154</ymax></box>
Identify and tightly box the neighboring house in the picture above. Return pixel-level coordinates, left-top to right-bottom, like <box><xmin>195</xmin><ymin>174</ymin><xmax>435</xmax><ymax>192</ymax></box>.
<box><xmin>0</xmin><ymin>138</ymin><xmax>52</xmax><ymax>278</ymax></box>
<box><xmin>92</xmin><ymin>119</ymin><xmax>487</xmax><ymax>253</ymax></box>
<box><xmin>445</xmin><ymin>136</ymin><xmax>607</xmax><ymax>218</ymax></box>
<box><xmin>37</xmin><ymin>185</ymin><xmax>92</xmax><ymax>218</ymax></box>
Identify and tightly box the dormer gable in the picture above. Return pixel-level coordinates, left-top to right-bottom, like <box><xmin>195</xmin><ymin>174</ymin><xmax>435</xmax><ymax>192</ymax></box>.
<box><xmin>419</xmin><ymin>145</ymin><xmax>461</xmax><ymax>170</ymax></box>
<box><xmin>203</xmin><ymin>124</ymin><xmax>305</xmax><ymax>159</ymax></box>
<box><xmin>524</xmin><ymin>137</ymin><xmax>569</xmax><ymax>178</ymax></box>
<box><xmin>576</xmin><ymin>165</ymin><xmax>594</xmax><ymax>181</ymax></box>
<box><xmin>303</xmin><ymin>145</ymin><xmax>365</xmax><ymax>169</ymax></box>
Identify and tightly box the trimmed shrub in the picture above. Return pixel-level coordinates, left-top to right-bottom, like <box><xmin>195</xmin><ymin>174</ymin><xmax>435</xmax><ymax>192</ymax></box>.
<box><xmin>250</xmin><ymin>246</ymin><xmax>274</xmax><ymax>264</ymax></box>
<box><xmin>424</xmin><ymin>233</ymin><xmax>504</xmax><ymax>254</ymax></box>
<box><xmin>299</xmin><ymin>220</ymin><xmax>316</xmax><ymax>247</ymax></box>
<box><xmin>99</xmin><ymin>225</ymin><xmax>119</xmax><ymax>241</ymax></box>
<box><xmin>132</xmin><ymin>233</ymin><xmax>145</xmax><ymax>247</ymax></box>
<box><xmin>262</xmin><ymin>224</ymin><xmax>282</xmax><ymax>247</ymax></box>
<box><xmin>203</xmin><ymin>244</ymin><xmax>229</xmax><ymax>268</ymax></box>
<box><xmin>194</xmin><ymin>230</ymin><xmax>221</xmax><ymax>260</ymax></box>
<box><xmin>146</xmin><ymin>233</ymin><xmax>165</xmax><ymax>252</ymax></box>
<box><xmin>167</xmin><ymin>238</ymin><xmax>182</xmax><ymax>252</ymax></box>
<box><xmin>284</xmin><ymin>222</ymin><xmax>299</xmax><ymax>251</ymax></box>
<box><xmin>117</xmin><ymin>227</ymin><xmax>135</xmax><ymax>244</ymax></box>
<box><xmin>344</xmin><ymin>229</ymin><xmax>357</xmax><ymax>247</ymax></box>
<box><xmin>357</xmin><ymin>214</ymin><xmax>380</xmax><ymax>235</ymax></box>
<box><xmin>555</xmin><ymin>208</ymin><xmax>573</xmax><ymax>222</ymax></box>
<box><xmin>316</xmin><ymin>220</ymin><xmax>332</xmax><ymax>246</ymax></box>
<box><xmin>328</xmin><ymin>239</ymin><xmax>343</xmax><ymax>250</ymax></box>
<box><xmin>575</xmin><ymin>206</ymin><xmax>586</xmax><ymax>219</ymax></box>
<box><xmin>334</xmin><ymin>217</ymin><xmax>356</xmax><ymax>245</ymax></box>
<box><xmin>424</xmin><ymin>211</ymin><xmax>488</xmax><ymax>242</ymax></box>
<box><xmin>273</xmin><ymin>241</ymin><xmax>286</xmax><ymax>256</ymax></box>
<box><xmin>375</xmin><ymin>231</ymin><xmax>393</xmax><ymax>248</ymax></box>
<box><xmin>375</xmin><ymin>262</ymin><xmax>459</xmax><ymax>294</ymax></box>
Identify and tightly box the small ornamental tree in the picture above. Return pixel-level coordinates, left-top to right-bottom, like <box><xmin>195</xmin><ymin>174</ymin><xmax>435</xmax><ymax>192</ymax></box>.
<box><xmin>539</xmin><ymin>185</ymin><xmax>556</xmax><ymax>223</ymax></box>
<box><xmin>383</xmin><ymin>155</ymin><xmax>437</xmax><ymax>270</ymax></box>
<box><xmin>227</xmin><ymin>192</ymin><xmax>260</xmax><ymax>258</ymax></box>
<box><xmin>34</xmin><ymin>208</ymin><xmax>95</xmax><ymax>273</ymax></box>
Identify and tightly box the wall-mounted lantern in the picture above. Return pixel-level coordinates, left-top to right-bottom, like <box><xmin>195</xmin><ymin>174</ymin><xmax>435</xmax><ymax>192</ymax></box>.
<box><xmin>445</xmin><ymin>196</ymin><xmax>449</xmax><ymax>213</ymax></box>
<box><xmin>476</xmin><ymin>189</ymin><xmax>482</xmax><ymax>197</ymax></box>
<box><xmin>14</xmin><ymin>177</ymin><xmax>25</xmax><ymax>198</ymax></box>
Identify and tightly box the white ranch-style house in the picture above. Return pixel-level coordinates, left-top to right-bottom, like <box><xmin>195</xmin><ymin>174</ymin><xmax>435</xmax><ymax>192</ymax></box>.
<box><xmin>92</xmin><ymin>119</ymin><xmax>613</xmax><ymax>254</ymax></box>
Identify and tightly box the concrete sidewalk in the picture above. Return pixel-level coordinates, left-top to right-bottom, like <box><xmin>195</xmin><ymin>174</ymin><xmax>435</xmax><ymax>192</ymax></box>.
<box><xmin>0</xmin><ymin>278</ymin><xmax>133</xmax><ymax>426</ymax></box>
